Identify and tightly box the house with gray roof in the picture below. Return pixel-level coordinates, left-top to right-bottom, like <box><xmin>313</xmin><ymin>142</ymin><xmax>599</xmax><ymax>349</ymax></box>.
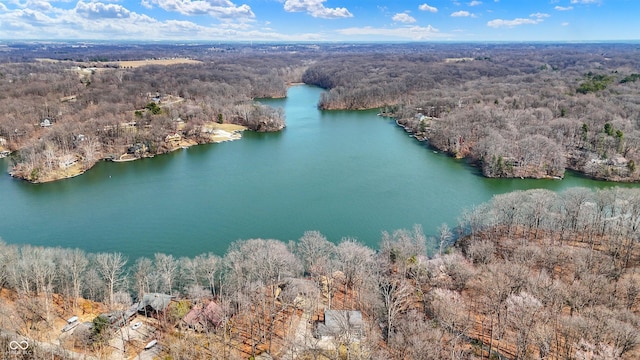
<box><xmin>137</xmin><ymin>293</ymin><xmax>173</xmax><ymax>316</ymax></box>
<box><xmin>314</xmin><ymin>310</ymin><xmax>364</xmax><ymax>340</ymax></box>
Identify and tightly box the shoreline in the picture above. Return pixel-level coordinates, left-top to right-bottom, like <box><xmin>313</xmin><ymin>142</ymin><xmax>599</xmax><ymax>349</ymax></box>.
<box><xmin>392</xmin><ymin>117</ymin><xmax>640</xmax><ymax>183</ymax></box>
<box><xmin>10</xmin><ymin>123</ymin><xmax>248</xmax><ymax>184</ymax></box>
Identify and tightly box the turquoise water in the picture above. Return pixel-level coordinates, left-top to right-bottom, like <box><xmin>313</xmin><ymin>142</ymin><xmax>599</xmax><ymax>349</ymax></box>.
<box><xmin>0</xmin><ymin>85</ymin><xmax>635</xmax><ymax>259</ymax></box>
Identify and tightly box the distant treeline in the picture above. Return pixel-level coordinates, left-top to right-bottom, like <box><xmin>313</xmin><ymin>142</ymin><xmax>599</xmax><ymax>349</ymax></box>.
<box><xmin>1</xmin><ymin>186</ymin><xmax>640</xmax><ymax>359</ymax></box>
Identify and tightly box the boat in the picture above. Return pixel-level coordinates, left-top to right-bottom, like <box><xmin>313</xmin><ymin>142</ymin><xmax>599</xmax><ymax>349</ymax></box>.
<box><xmin>62</xmin><ymin>321</ymin><xmax>79</xmax><ymax>332</ymax></box>
<box><xmin>144</xmin><ymin>339</ymin><xmax>157</xmax><ymax>350</ymax></box>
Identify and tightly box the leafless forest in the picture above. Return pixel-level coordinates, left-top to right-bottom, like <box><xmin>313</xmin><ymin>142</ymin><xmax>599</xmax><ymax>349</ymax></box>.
<box><xmin>2</xmin><ymin>186</ymin><xmax>640</xmax><ymax>359</ymax></box>
<box><xmin>301</xmin><ymin>44</ymin><xmax>640</xmax><ymax>181</ymax></box>
<box><xmin>2</xmin><ymin>42</ymin><xmax>640</xmax><ymax>359</ymax></box>
<box><xmin>1</xmin><ymin>42</ymin><xmax>640</xmax><ymax>181</ymax></box>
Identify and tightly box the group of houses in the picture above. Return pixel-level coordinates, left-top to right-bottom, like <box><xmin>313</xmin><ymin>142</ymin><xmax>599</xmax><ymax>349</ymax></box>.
<box><xmin>61</xmin><ymin>286</ymin><xmax>365</xmax><ymax>358</ymax></box>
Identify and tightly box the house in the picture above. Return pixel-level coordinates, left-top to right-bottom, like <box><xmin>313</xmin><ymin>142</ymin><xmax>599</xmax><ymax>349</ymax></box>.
<box><xmin>137</xmin><ymin>293</ymin><xmax>173</xmax><ymax>316</ymax></box>
<box><xmin>127</xmin><ymin>143</ymin><xmax>148</xmax><ymax>155</ymax></box>
<box><xmin>124</xmin><ymin>302</ymin><xmax>139</xmax><ymax>319</ymax></box>
<box><xmin>40</xmin><ymin>118</ymin><xmax>52</xmax><ymax>127</ymax></box>
<box><xmin>59</xmin><ymin>154</ymin><xmax>78</xmax><ymax>169</ymax></box>
<box><xmin>0</xmin><ymin>137</ymin><xmax>6</xmax><ymax>146</ymax></box>
<box><xmin>182</xmin><ymin>301</ymin><xmax>224</xmax><ymax>331</ymax></box>
<box><xmin>165</xmin><ymin>133</ymin><xmax>181</xmax><ymax>142</ymax></box>
<box><xmin>610</xmin><ymin>156</ymin><xmax>628</xmax><ymax>167</ymax></box>
<box><xmin>314</xmin><ymin>310</ymin><xmax>364</xmax><ymax>340</ymax></box>
<box><xmin>97</xmin><ymin>310</ymin><xmax>127</xmax><ymax>327</ymax></box>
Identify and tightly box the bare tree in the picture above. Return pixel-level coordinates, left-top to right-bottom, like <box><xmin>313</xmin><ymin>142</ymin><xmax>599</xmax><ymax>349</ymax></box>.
<box><xmin>57</xmin><ymin>248</ymin><xmax>88</xmax><ymax>310</ymax></box>
<box><xmin>194</xmin><ymin>252</ymin><xmax>221</xmax><ymax>297</ymax></box>
<box><xmin>95</xmin><ymin>252</ymin><xmax>128</xmax><ymax>306</ymax></box>
<box><xmin>133</xmin><ymin>257</ymin><xmax>154</xmax><ymax>299</ymax></box>
<box><xmin>155</xmin><ymin>253</ymin><xmax>178</xmax><ymax>294</ymax></box>
<box><xmin>296</xmin><ymin>230</ymin><xmax>335</xmax><ymax>276</ymax></box>
<box><xmin>505</xmin><ymin>291</ymin><xmax>543</xmax><ymax>359</ymax></box>
<box><xmin>335</xmin><ymin>238</ymin><xmax>375</xmax><ymax>308</ymax></box>
<box><xmin>378</xmin><ymin>275</ymin><xmax>414</xmax><ymax>340</ymax></box>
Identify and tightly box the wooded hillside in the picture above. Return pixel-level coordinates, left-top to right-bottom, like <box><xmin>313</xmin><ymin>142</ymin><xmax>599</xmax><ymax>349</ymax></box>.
<box><xmin>302</xmin><ymin>44</ymin><xmax>640</xmax><ymax>181</ymax></box>
<box><xmin>2</xmin><ymin>187</ymin><xmax>640</xmax><ymax>359</ymax></box>
<box><xmin>2</xmin><ymin>43</ymin><xmax>640</xmax><ymax>182</ymax></box>
<box><xmin>0</xmin><ymin>46</ymin><xmax>299</xmax><ymax>182</ymax></box>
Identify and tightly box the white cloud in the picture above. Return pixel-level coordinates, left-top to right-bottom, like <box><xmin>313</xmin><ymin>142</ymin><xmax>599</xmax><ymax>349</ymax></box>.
<box><xmin>418</xmin><ymin>3</ymin><xmax>437</xmax><ymax>12</ymax></box>
<box><xmin>530</xmin><ymin>12</ymin><xmax>549</xmax><ymax>19</ymax></box>
<box><xmin>487</xmin><ymin>12</ymin><xmax>549</xmax><ymax>28</ymax></box>
<box><xmin>487</xmin><ymin>18</ymin><xmax>538</xmax><ymax>28</ymax></box>
<box><xmin>451</xmin><ymin>10</ymin><xmax>474</xmax><ymax>17</ymax></box>
<box><xmin>570</xmin><ymin>0</ymin><xmax>600</xmax><ymax>3</ymax></box>
<box><xmin>554</xmin><ymin>6</ymin><xmax>573</xmax><ymax>11</ymax></box>
<box><xmin>22</xmin><ymin>0</ymin><xmax>54</xmax><ymax>12</ymax></box>
<box><xmin>75</xmin><ymin>1</ymin><xmax>131</xmax><ymax>19</ymax></box>
<box><xmin>392</xmin><ymin>12</ymin><xmax>416</xmax><ymax>23</ymax></box>
<box><xmin>0</xmin><ymin>1</ymin><xmax>276</xmax><ymax>40</ymax></box>
<box><xmin>0</xmin><ymin>4</ymin><xmax>321</xmax><ymax>41</ymax></box>
<box><xmin>14</xmin><ymin>8</ymin><xmax>55</xmax><ymax>23</ymax></box>
<box><xmin>469</xmin><ymin>1</ymin><xmax>482</xmax><ymax>6</ymax></box>
<box><xmin>141</xmin><ymin>0</ymin><xmax>255</xmax><ymax>19</ymax></box>
<box><xmin>283</xmin><ymin>0</ymin><xmax>353</xmax><ymax>19</ymax></box>
<box><xmin>336</xmin><ymin>25</ymin><xmax>445</xmax><ymax>40</ymax></box>
<box><xmin>562</xmin><ymin>22</ymin><xmax>569</xmax><ymax>26</ymax></box>
<box><xmin>0</xmin><ymin>3</ymin><xmax>8</xmax><ymax>11</ymax></box>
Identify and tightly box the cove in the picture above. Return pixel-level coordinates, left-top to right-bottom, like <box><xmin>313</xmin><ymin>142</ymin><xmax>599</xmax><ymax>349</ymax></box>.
<box><xmin>0</xmin><ymin>85</ymin><xmax>636</xmax><ymax>260</ymax></box>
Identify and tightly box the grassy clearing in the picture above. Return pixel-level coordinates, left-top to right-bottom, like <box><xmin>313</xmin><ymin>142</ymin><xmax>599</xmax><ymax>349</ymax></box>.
<box><xmin>117</xmin><ymin>58</ymin><xmax>202</xmax><ymax>68</ymax></box>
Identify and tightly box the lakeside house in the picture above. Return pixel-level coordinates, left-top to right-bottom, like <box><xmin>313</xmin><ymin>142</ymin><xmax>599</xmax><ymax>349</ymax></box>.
<box><xmin>137</xmin><ymin>293</ymin><xmax>173</xmax><ymax>317</ymax></box>
<box><xmin>182</xmin><ymin>301</ymin><xmax>223</xmax><ymax>331</ymax></box>
<box><xmin>127</xmin><ymin>143</ymin><xmax>148</xmax><ymax>155</ymax></box>
<box><xmin>165</xmin><ymin>133</ymin><xmax>182</xmax><ymax>142</ymax></box>
<box><xmin>59</xmin><ymin>154</ymin><xmax>78</xmax><ymax>169</ymax></box>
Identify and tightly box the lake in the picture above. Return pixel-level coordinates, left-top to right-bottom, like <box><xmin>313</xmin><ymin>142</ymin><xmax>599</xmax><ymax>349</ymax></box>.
<box><xmin>0</xmin><ymin>85</ymin><xmax>635</xmax><ymax>259</ymax></box>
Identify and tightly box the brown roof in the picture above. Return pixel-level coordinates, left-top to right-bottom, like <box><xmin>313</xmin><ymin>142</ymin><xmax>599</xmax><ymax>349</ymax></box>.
<box><xmin>183</xmin><ymin>301</ymin><xmax>223</xmax><ymax>328</ymax></box>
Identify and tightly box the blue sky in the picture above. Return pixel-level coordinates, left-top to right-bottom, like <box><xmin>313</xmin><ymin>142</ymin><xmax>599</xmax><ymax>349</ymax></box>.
<box><xmin>0</xmin><ymin>0</ymin><xmax>637</xmax><ymax>42</ymax></box>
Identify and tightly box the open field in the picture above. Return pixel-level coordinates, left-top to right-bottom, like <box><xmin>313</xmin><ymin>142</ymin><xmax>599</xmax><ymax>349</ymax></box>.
<box><xmin>36</xmin><ymin>57</ymin><xmax>202</xmax><ymax>68</ymax></box>
<box><xmin>117</xmin><ymin>58</ymin><xmax>202</xmax><ymax>68</ymax></box>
